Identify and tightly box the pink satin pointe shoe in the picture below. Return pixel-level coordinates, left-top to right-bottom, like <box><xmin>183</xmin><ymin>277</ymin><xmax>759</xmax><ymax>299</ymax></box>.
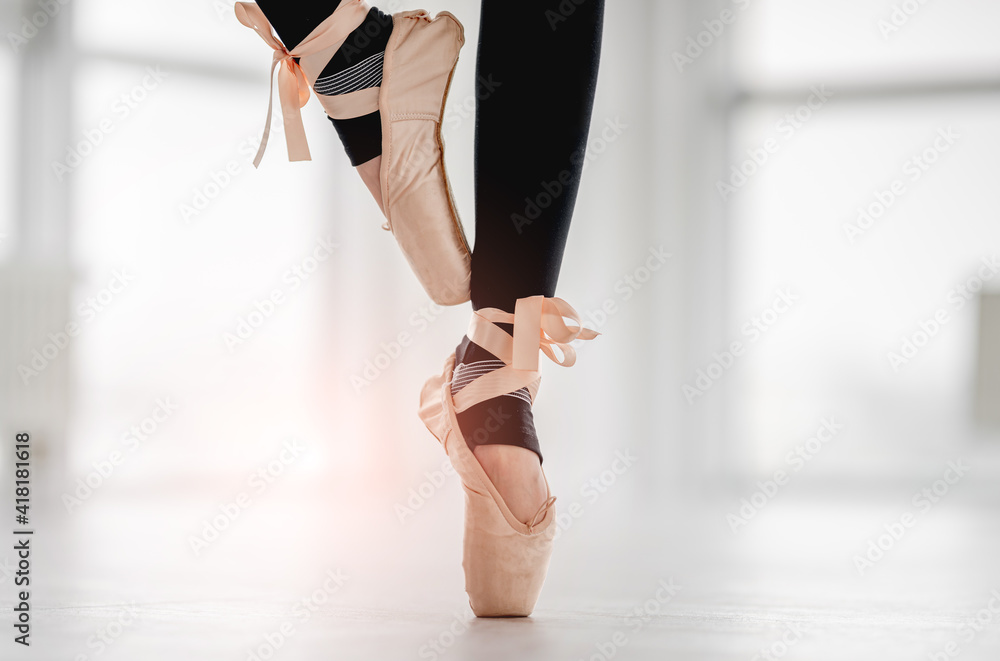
<box><xmin>236</xmin><ymin>0</ymin><xmax>471</xmax><ymax>306</ymax></box>
<box><xmin>418</xmin><ymin>296</ymin><xmax>599</xmax><ymax>617</ymax></box>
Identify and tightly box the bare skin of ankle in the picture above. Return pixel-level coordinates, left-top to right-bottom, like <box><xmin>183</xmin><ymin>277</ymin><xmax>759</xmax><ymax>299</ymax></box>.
<box><xmin>473</xmin><ymin>444</ymin><xmax>548</xmax><ymax>524</ymax></box>
<box><xmin>356</xmin><ymin>156</ymin><xmax>384</xmax><ymax>215</ymax></box>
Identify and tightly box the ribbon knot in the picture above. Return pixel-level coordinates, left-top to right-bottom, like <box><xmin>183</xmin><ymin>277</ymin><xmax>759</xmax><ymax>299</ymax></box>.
<box><xmin>512</xmin><ymin>296</ymin><xmax>600</xmax><ymax>373</ymax></box>
<box><xmin>235</xmin><ymin>3</ymin><xmax>313</xmax><ymax>167</ymax></box>
<box><xmin>235</xmin><ymin>1</ymin><xmax>371</xmax><ymax>168</ymax></box>
<box><xmin>454</xmin><ymin>296</ymin><xmax>599</xmax><ymax>415</ymax></box>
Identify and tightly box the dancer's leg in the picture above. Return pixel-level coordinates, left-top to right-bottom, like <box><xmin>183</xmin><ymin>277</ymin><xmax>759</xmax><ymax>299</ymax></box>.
<box><xmin>454</xmin><ymin>0</ymin><xmax>605</xmax><ymax>521</ymax></box>
<box><xmin>471</xmin><ymin>1</ymin><xmax>605</xmax><ymax>311</ymax></box>
<box><xmin>256</xmin><ymin>0</ymin><xmax>393</xmax><ymax>199</ymax></box>
<box><xmin>253</xmin><ymin>1</ymin><xmax>341</xmax><ymax>53</ymax></box>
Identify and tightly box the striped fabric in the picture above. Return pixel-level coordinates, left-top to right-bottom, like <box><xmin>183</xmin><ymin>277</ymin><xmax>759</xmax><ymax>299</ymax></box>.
<box><xmin>451</xmin><ymin>360</ymin><xmax>533</xmax><ymax>406</ymax></box>
<box><xmin>313</xmin><ymin>51</ymin><xmax>385</xmax><ymax>97</ymax></box>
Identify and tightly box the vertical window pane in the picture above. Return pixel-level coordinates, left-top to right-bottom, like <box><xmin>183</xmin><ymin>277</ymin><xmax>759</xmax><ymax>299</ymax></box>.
<box><xmin>69</xmin><ymin>57</ymin><xmax>351</xmax><ymax>474</ymax></box>
<box><xmin>726</xmin><ymin>96</ymin><xmax>1000</xmax><ymax>475</ymax></box>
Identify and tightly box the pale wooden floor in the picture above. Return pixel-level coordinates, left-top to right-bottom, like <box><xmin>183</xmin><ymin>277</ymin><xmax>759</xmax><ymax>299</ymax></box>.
<box><xmin>2</xmin><ymin>470</ymin><xmax>999</xmax><ymax>661</ymax></box>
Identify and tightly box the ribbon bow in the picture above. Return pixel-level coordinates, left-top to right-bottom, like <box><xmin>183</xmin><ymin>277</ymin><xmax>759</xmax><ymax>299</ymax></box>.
<box><xmin>235</xmin><ymin>1</ymin><xmax>369</xmax><ymax>168</ymax></box>
<box><xmin>454</xmin><ymin>296</ymin><xmax>599</xmax><ymax>414</ymax></box>
<box><xmin>511</xmin><ymin>296</ymin><xmax>599</xmax><ymax>372</ymax></box>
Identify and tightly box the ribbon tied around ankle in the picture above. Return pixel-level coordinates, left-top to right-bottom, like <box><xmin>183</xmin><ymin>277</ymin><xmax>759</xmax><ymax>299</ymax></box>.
<box><xmin>235</xmin><ymin>1</ymin><xmax>370</xmax><ymax>168</ymax></box>
<box><xmin>511</xmin><ymin>296</ymin><xmax>600</xmax><ymax>373</ymax></box>
<box><xmin>455</xmin><ymin>296</ymin><xmax>599</xmax><ymax>414</ymax></box>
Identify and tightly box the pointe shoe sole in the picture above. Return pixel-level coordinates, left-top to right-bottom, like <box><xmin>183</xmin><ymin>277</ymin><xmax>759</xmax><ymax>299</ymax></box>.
<box><xmin>380</xmin><ymin>10</ymin><xmax>471</xmax><ymax>306</ymax></box>
<box><xmin>419</xmin><ymin>353</ymin><xmax>557</xmax><ymax>617</ymax></box>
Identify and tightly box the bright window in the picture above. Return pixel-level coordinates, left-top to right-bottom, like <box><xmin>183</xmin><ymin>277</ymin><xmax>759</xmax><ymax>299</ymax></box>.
<box><xmin>725</xmin><ymin>0</ymin><xmax>1000</xmax><ymax>476</ymax></box>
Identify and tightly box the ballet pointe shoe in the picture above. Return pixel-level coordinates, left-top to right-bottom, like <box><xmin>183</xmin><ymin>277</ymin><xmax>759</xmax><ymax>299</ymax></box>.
<box><xmin>418</xmin><ymin>296</ymin><xmax>599</xmax><ymax>616</ymax></box>
<box><xmin>235</xmin><ymin>1</ymin><xmax>471</xmax><ymax>306</ymax></box>
<box><xmin>376</xmin><ymin>9</ymin><xmax>470</xmax><ymax>306</ymax></box>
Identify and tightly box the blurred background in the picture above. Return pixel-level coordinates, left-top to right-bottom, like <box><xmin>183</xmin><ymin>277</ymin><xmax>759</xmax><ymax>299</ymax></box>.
<box><xmin>1</xmin><ymin>0</ymin><xmax>999</xmax><ymax>659</ymax></box>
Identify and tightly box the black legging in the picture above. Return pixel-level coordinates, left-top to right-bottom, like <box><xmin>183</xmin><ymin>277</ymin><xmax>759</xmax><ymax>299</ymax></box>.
<box><xmin>255</xmin><ymin>0</ymin><xmax>341</xmax><ymax>52</ymax></box>
<box><xmin>254</xmin><ymin>0</ymin><xmax>605</xmax><ymax>311</ymax></box>
<box><xmin>471</xmin><ymin>0</ymin><xmax>605</xmax><ymax>312</ymax></box>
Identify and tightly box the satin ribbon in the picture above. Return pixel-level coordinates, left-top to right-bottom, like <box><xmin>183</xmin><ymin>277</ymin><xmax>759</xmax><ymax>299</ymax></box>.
<box><xmin>235</xmin><ymin>1</ymin><xmax>369</xmax><ymax>168</ymax></box>
<box><xmin>512</xmin><ymin>295</ymin><xmax>599</xmax><ymax>372</ymax></box>
<box><xmin>455</xmin><ymin>296</ymin><xmax>599</xmax><ymax>413</ymax></box>
<box><xmin>527</xmin><ymin>496</ymin><xmax>557</xmax><ymax>532</ymax></box>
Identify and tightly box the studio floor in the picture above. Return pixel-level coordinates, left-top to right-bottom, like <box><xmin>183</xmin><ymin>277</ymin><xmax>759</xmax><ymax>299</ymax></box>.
<box><xmin>2</xmin><ymin>462</ymin><xmax>1000</xmax><ymax>661</ymax></box>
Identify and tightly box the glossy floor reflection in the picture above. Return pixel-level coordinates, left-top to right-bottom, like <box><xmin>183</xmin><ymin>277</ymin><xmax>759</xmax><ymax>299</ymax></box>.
<box><xmin>2</xmin><ymin>466</ymin><xmax>1000</xmax><ymax>661</ymax></box>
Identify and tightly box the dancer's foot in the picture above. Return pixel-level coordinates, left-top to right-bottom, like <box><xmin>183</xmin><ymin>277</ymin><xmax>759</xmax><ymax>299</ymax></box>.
<box><xmin>314</xmin><ymin>6</ymin><xmax>391</xmax><ymax>210</ymax></box>
<box><xmin>453</xmin><ymin>333</ymin><xmax>548</xmax><ymax>523</ymax></box>
<box><xmin>418</xmin><ymin>296</ymin><xmax>598</xmax><ymax>617</ymax></box>
<box><xmin>472</xmin><ymin>444</ymin><xmax>548</xmax><ymax>524</ymax></box>
<box><xmin>250</xmin><ymin>1</ymin><xmax>391</xmax><ymax>207</ymax></box>
<box><xmin>239</xmin><ymin>2</ymin><xmax>472</xmax><ymax>305</ymax></box>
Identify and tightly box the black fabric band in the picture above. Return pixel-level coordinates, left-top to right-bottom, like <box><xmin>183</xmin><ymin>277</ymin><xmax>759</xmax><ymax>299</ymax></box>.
<box><xmin>329</xmin><ymin>111</ymin><xmax>383</xmax><ymax>166</ymax></box>
<box><xmin>256</xmin><ymin>3</ymin><xmax>391</xmax><ymax>165</ymax></box>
